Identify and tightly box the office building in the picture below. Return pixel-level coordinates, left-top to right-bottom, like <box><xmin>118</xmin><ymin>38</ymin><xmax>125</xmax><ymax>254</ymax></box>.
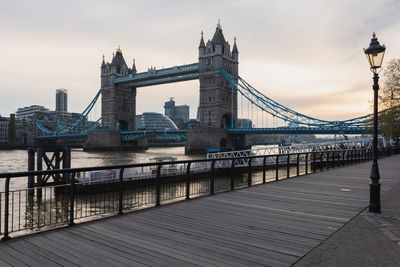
<box><xmin>237</xmin><ymin>118</ymin><xmax>252</xmax><ymax>128</ymax></box>
<box><xmin>16</xmin><ymin>105</ymin><xmax>49</xmax><ymax>121</ymax></box>
<box><xmin>164</xmin><ymin>98</ymin><xmax>190</xmax><ymax>129</ymax></box>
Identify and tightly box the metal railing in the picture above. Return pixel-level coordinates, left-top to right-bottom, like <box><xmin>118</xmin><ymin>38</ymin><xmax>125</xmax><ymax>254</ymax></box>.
<box><xmin>0</xmin><ymin>146</ymin><xmax>398</xmax><ymax>241</ymax></box>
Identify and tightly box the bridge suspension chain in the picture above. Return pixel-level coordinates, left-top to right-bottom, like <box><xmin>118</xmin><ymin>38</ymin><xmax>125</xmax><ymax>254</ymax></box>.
<box><xmin>221</xmin><ymin>68</ymin><xmax>372</xmax><ymax>128</ymax></box>
<box><xmin>35</xmin><ymin>89</ymin><xmax>103</xmax><ymax>136</ymax></box>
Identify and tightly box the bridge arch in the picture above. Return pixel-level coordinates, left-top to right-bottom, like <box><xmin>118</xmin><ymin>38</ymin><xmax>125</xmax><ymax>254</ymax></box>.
<box><xmin>117</xmin><ymin>120</ymin><xmax>128</xmax><ymax>131</ymax></box>
<box><xmin>221</xmin><ymin>114</ymin><xmax>232</xmax><ymax>129</ymax></box>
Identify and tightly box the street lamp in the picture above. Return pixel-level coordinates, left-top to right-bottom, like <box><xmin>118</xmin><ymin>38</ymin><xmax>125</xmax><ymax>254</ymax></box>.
<box><xmin>364</xmin><ymin>32</ymin><xmax>386</xmax><ymax>213</ymax></box>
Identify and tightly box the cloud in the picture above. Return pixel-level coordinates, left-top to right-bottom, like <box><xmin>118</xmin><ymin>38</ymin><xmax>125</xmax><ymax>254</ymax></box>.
<box><xmin>0</xmin><ymin>0</ymin><xmax>399</xmax><ymax>123</ymax></box>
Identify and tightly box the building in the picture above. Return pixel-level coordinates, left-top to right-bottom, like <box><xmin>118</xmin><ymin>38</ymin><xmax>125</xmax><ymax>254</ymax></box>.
<box><xmin>175</xmin><ymin>105</ymin><xmax>189</xmax><ymax>129</ymax></box>
<box><xmin>164</xmin><ymin>98</ymin><xmax>175</xmax><ymax>121</ymax></box>
<box><xmin>15</xmin><ymin>104</ymin><xmax>85</xmax><ymax>144</ymax></box>
<box><xmin>136</xmin><ymin>112</ymin><xmax>182</xmax><ymax>145</ymax></box>
<box><xmin>136</xmin><ymin>112</ymin><xmax>178</xmax><ymax>131</ymax></box>
<box><xmin>163</xmin><ymin>98</ymin><xmax>189</xmax><ymax>129</ymax></box>
<box><xmin>0</xmin><ymin>116</ymin><xmax>9</xmax><ymax>145</ymax></box>
<box><xmin>56</xmin><ymin>89</ymin><xmax>68</xmax><ymax>112</ymax></box>
<box><xmin>237</xmin><ymin>118</ymin><xmax>252</xmax><ymax>128</ymax></box>
<box><xmin>16</xmin><ymin>105</ymin><xmax>49</xmax><ymax>121</ymax></box>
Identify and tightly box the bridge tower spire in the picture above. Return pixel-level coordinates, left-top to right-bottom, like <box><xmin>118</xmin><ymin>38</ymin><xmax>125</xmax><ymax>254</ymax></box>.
<box><xmin>186</xmin><ymin>22</ymin><xmax>245</xmax><ymax>153</ymax></box>
<box><xmin>85</xmin><ymin>47</ymin><xmax>142</xmax><ymax>150</ymax></box>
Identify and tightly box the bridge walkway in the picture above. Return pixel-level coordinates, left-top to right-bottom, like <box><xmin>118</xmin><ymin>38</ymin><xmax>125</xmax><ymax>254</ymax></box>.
<box><xmin>0</xmin><ymin>155</ymin><xmax>399</xmax><ymax>266</ymax></box>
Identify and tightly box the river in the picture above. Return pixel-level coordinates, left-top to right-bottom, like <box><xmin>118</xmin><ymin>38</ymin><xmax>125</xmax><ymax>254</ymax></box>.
<box><xmin>0</xmin><ymin>146</ymin><xmax>203</xmax><ymax>174</ymax></box>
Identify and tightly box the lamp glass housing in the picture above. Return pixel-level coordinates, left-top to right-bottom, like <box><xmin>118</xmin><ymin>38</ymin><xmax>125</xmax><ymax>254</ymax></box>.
<box><xmin>364</xmin><ymin>33</ymin><xmax>386</xmax><ymax>70</ymax></box>
<box><xmin>365</xmin><ymin>50</ymin><xmax>385</xmax><ymax>69</ymax></box>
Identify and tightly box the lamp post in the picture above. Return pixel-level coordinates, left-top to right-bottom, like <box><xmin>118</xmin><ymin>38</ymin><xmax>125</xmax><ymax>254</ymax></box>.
<box><xmin>364</xmin><ymin>33</ymin><xmax>386</xmax><ymax>213</ymax></box>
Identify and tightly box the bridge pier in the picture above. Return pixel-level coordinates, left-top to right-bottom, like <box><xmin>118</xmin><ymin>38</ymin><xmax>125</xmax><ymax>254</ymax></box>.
<box><xmin>27</xmin><ymin>146</ymin><xmax>71</xmax><ymax>196</ymax></box>
<box><xmin>84</xmin><ymin>131</ymin><xmax>148</xmax><ymax>151</ymax></box>
<box><xmin>185</xmin><ymin>128</ymin><xmax>248</xmax><ymax>154</ymax></box>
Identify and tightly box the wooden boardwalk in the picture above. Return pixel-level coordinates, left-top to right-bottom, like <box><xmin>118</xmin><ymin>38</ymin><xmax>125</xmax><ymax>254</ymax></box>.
<box><xmin>1</xmin><ymin>155</ymin><xmax>399</xmax><ymax>266</ymax></box>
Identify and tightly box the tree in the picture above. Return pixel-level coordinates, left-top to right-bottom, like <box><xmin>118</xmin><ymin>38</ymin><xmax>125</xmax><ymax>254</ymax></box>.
<box><xmin>379</xmin><ymin>59</ymin><xmax>400</xmax><ymax>140</ymax></box>
<box><xmin>8</xmin><ymin>114</ymin><xmax>16</xmax><ymax>144</ymax></box>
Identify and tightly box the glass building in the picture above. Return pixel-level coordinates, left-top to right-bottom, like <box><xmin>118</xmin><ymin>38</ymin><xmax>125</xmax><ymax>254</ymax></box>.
<box><xmin>136</xmin><ymin>112</ymin><xmax>178</xmax><ymax>130</ymax></box>
<box><xmin>136</xmin><ymin>112</ymin><xmax>182</xmax><ymax>145</ymax></box>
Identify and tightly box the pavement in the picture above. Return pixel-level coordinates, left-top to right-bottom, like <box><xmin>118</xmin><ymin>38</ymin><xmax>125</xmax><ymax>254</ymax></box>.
<box><xmin>294</xmin><ymin>174</ymin><xmax>400</xmax><ymax>267</ymax></box>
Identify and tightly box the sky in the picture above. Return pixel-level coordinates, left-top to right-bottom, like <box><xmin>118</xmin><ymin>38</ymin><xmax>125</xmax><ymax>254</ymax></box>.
<box><xmin>1</xmin><ymin>0</ymin><xmax>399</xmax><ymax>123</ymax></box>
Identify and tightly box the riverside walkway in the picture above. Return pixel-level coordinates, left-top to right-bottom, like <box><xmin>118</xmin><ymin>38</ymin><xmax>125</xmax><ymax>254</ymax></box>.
<box><xmin>0</xmin><ymin>155</ymin><xmax>399</xmax><ymax>266</ymax></box>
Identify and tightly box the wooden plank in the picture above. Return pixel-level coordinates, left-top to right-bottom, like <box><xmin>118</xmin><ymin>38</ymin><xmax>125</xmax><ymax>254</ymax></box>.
<box><xmin>25</xmin><ymin>234</ymin><xmax>109</xmax><ymax>267</ymax></box>
<box><xmin>6</xmin><ymin>239</ymin><xmax>66</xmax><ymax>266</ymax></box>
<box><xmin>0</xmin><ymin>243</ymin><xmax>53</xmax><ymax>267</ymax></box>
<box><xmin>70</xmin><ymin>227</ymin><xmax>195</xmax><ymax>266</ymax></box>
<box><xmin>87</xmin><ymin>222</ymin><xmax>294</xmax><ymax>267</ymax></box>
<box><xmin>0</xmin><ymin>248</ymin><xmax>28</xmax><ymax>266</ymax></box>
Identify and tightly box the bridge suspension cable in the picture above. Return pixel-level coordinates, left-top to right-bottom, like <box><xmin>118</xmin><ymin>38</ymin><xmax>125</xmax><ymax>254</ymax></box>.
<box><xmin>35</xmin><ymin>89</ymin><xmax>102</xmax><ymax>136</ymax></box>
<box><xmin>221</xmin><ymin>68</ymin><xmax>372</xmax><ymax>128</ymax></box>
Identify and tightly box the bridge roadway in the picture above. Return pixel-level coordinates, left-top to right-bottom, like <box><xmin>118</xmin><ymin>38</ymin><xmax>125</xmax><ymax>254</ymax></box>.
<box><xmin>35</xmin><ymin>127</ymin><xmax>371</xmax><ymax>141</ymax></box>
<box><xmin>0</xmin><ymin>155</ymin><xmax>399</xmax><ymax>266</ymax></box>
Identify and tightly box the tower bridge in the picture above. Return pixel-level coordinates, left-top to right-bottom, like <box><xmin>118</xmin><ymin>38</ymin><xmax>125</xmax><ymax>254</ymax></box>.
<box><xmin>85</xmin><ymin>22</ymin><xmax>241</xmax><ymax>153</ymax></box>
<box><xmin>34</xmin><ymin>21</ymin><xmax>378</xmax><ymax>153</ymax></box>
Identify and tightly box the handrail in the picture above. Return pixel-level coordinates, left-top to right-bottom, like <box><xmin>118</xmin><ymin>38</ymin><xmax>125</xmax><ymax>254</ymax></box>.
<box><xmin>0</xmin><ymin>148</ymin><xmax>369</xmax><ymax>179</ymax></box>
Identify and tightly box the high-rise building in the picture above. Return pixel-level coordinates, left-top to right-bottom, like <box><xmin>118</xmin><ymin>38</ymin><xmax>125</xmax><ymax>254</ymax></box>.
<box><xmin>164</xmin><ymin>98</ymin><xmax>189</xmax><ymax>129</ymax></box>
<box><xmin>0</xmin><ymin>116</ymin><xmax>9</xmax><ymax>145</ymax></box>
<box><xmin>164</xmin><ymin>98</ymin><xmax>175</xmax><ymax>120</ymax></box>
<box><xmin>174</xmin><ymin>105</ymin><xmax>189</xmax><ymax>129</ymax></box>
<box><xmin>56</xmin><ymin>89</ymin><xmax>68</xmax><ymax>112</ymax></box>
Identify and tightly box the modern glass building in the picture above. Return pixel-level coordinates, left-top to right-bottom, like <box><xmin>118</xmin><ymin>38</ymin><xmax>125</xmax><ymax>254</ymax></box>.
<box><xmin>136</xmin><ymin>112</ymin><xmax>178</xmax><ymax>130</ymax></box>
<box><xmin>136</xmin><ymin>112</ymin><xmax>182</xmax><ymax>145</ymax></box>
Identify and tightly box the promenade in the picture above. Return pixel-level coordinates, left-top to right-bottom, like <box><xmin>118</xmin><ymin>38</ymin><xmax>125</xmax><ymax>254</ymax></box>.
<box><xmin>0</xmin><ymin>155</ymin><xmax>399</xmax><ymax>266</ymax></box>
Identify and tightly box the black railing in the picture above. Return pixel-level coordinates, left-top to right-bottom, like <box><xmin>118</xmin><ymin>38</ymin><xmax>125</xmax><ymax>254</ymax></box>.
<box><xmin>0</xmin><ymin>146</ymin><xmax>398</xmax><ymax>240</ymax></box>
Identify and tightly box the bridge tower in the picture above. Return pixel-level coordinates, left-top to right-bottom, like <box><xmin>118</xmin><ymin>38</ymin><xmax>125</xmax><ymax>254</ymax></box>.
<box><xmin>186</xmin><ymin>22</ymin><xmax>247</xmax><ymax>153</ymax></box>
<box><xmin>85</xmin><ymin>47</ymin><xmax>146</xmax><ymax>150</ymax></box>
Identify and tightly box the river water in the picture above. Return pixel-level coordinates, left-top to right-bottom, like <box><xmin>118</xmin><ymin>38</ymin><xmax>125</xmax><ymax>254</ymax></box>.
<box><xmin>0</xmin><ymin>146</ymin><xmax>203</xmax><ymax>174</ymax></box>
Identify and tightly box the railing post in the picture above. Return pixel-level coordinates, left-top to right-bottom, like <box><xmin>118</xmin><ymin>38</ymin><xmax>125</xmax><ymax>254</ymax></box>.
<box><xmin>36</xmin><ymin>148</ymin><xmax>43</xmax><ymax>198</ymax></box>
<box><xmin>156</xmin><ymin>164</ymin><xmax>161</xmax><ymax>206</ymax></box>
<box><xmin>336</xmin><ymin>151</ymin><xmax>339</xmax><ymax>168</ymax></box>
<box><xmin>275</xmin><ymin>155</ymin><xmax>279</xmax><ymax>181</ymax></box>
<box><xmin>186</xmin><ymin>162</ymin><xmax>191</xmax><ymax>200</ymax></box>
<box><xmin>69</xmin><ymin>172</ymin><xmax>76</xmax><ymax>226</ymax></box>
<box><xmin>1</xmin><ymin>177</ymin><xmax>11</xmax><ymax>241</ymax></box>
<box><xmin>296</xmin><ymin>154</ymin><xmax>300</xmax><ymax>176</ymax></box>
<box><xmin>312</xmin><ymin>152</ymin><xmax>316</xmax><ymax>172</ymax></box>
<box><xmin>230</xmin><ymin>160</ymin><xmax>235</xmax><ymax>190</ymax></box>
<box><xmin>326</xmin><ymin>151</ymin><xmax>330</xmax><ymax>170</ymax></box>
<box><xmin>210</xmin><ymin>160</ymin><xmax>215</xmax><ymax>195</ymax></box>
<box><xmin>118</xmin><ymin>168</ymin><xmax>125</xmax><ymax>215</ymax></box>
<box><xmin>28</xmin><ymin>148</ymin><xmax>35</xmax><ymax>196</ymax></box>
<box><xmin>305</xmin><ymin>153</ymin><xmax>308</xmax><ymax>174</ymax></box>
<box><xmin>320</xmin><ymin>152</ymin><xmax>323</xmax><ymax>171</ymax></box>
<box><xmin>248</xmin><ymin>158</ymin><xmax>252</xmax><ymax>187</ymax></box>
<box><xmin>286</xmin><ymin>155</ymin><xmax>290</xmax><ymax>178</ymax></box>
<box><xmin>262</xmin><ymin>156</ymin><xmax>267</xmax><ymax>183</ymax></box>
<box><xmin>342</xmin><ymin>150</ymin><xmax>346</xmax><ymax>166</ymax></box>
